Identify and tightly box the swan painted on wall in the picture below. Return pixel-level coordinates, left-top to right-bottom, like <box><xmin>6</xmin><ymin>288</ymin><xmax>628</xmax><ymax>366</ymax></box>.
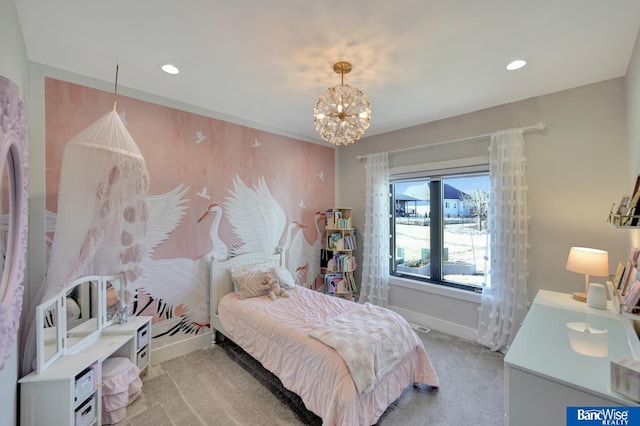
<box><xmin>224</xmin><ymin>175</ymin><xmax>296</xmax><ymax>256</ymax></box>
<box><xmin>133</xmin><ymin>196</ymin><xmax>231</xmax><ymax>338</ymax></box>
<box><xmin>196</xmin><ymin>202</ymin><xmax>229</xmax><ymax>262</ymax></box>
<box><xmin>286</xmin><ymin>211</ymin><xmax>324</xmax><ymax>288</ymax></box>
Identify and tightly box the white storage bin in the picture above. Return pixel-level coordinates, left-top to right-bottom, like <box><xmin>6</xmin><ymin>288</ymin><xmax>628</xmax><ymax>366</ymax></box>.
<box><xmin>74</xmin><ymin>366</ymin><xmax>96</xmax><ymax>407</ymax></box>
<box><xmin>136</xmin><ymin>346</ymin><xmax>149</xmax><ymax>370</ymax></box>
<box><xmin>75</xmin><ymin>396</ymin><xmax>96</xmax><ymax>426</ymax></box>
<box><xmin>136</xmin><ymin>324</ymin><xmax>149</xmax><ymax>349</ymax></box>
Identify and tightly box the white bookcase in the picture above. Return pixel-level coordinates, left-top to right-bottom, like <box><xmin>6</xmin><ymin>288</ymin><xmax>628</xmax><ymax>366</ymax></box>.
<box><xmin>321</xmin><ymin>207</ymin><xmax>357</xmax><ymax>301</ymax></box>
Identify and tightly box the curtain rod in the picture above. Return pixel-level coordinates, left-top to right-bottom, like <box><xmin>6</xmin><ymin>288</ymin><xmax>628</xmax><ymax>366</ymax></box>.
<box><xmin>356</xmin><ymin>122</ymin><xmax>546</xmax><ymax>160</ymax></box>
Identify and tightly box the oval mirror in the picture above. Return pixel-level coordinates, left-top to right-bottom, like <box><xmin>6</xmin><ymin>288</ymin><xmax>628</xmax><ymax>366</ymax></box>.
<box><xmin>0</xmin><ymin>76</ymin><xmax>28</xmax><ymax>370</ymax></box>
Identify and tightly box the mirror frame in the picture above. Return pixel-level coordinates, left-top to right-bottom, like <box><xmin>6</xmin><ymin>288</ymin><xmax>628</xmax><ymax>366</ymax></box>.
<box><xmin>0</xmin><ymin>76</ymin><xmax>28</xmax><ymax>370</ymax></box>
<box><xmin>35</xmin><ymin>295</ymin><xmax>64</xmax><ymax>374</ymax></box>
<box><xmin>101</xmin><ymin>273</ymin><xmax>127</xmax><ymax>328</ymax></box>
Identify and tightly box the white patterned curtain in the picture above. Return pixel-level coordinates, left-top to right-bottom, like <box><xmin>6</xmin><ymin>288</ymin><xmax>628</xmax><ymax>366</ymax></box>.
<box><xmin>358</xmin><ymin>152</ymin><xmax>390</xmax><ymax>307</ymax></box>
<box><xmin>476</xmin><ymin>128</ymin><xmax>529</xmax><ymax>352</ymax></box>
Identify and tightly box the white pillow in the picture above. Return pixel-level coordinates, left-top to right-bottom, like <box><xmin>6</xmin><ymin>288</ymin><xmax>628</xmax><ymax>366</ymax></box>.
<box><xmin>230</xmin><ymin>262</ymin><xmax>274</xmax><ymax>299</ymax></box>
<box><xmin>273</xmin><ymin>266</ymin><xmax>296</xmax><ymax>289</ymax></box>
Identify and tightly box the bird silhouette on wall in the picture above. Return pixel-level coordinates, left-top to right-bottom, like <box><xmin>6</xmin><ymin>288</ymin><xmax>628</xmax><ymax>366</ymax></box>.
<box><xmin>195</xmin><ymin>130</ymin><xmax>207</xmax><ymax>144</ymax></box>
<box><xmin>197</xmin><ymin>186</ymin><xmax>211</xmax><ymax>200</ymax></box>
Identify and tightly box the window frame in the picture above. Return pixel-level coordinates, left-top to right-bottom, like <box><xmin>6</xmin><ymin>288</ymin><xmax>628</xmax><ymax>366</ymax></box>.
<box><xmin>389</xmin><ymin>166</ymin><xmax>489</xmax><ymax>293</ymax></box>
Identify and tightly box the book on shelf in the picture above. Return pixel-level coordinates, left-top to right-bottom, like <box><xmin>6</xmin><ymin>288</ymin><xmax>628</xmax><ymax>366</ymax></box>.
<box><xmin>623</xmin><ymin>276</ymin><xmax>640</xmax><ymax>313</ymax></box>
<box><xmin>325</xmin><ymin>210</ymin><xmax>335</xmax><ymax>228</ymax></box>
<box><xmin>327</xmin><ymin>233</ymin><xmax>342</xmax><ymax>250</ymax></box>
<box><xmin>621</xmin><ymin>247</ymin><xmax>640</xmax><ymax>295</ymax></box>
<box><xmin>343</xmin><ymin>272</ymin><xmax>357</xmax><ymax>293</ymax></box>
<box><xmin>343</xmin><ymin>234</ymin><xmax>356</xmax><ymax>250</ymax></box>
<box><xmin>324</xmin><ymin>273</ymin><xmax>343</xmax><ymax>293</ymax></box>
<box><xmin>327</xmin><ymin>253</ymin><xmax>356</xmax><ymax>272</ymax></box>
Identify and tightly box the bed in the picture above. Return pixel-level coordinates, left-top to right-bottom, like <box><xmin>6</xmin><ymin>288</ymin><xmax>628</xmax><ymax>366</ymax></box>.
<box><xmin>209</xmin><ymin>251</ymin><xmax>439</xmax><ymax>425</ymax></box>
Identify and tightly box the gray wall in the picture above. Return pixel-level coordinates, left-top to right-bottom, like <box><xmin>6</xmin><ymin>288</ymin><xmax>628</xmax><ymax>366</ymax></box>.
<box><xmin>0</xmin><ymin>0</ymin><xmax>28</xmax><ymax>422</ymax></box>
<box><xmin>628</xmin><ymin>28</ymin><xmax>640</xmax><ymax>248</ymax></box>
<box><xmin>338</xmin><ymin>75</ymin><xmax>634</xmax><ymax>340</ymax></box>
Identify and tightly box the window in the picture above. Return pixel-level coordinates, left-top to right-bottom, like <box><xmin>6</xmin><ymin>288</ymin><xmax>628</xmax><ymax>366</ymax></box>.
<box><xmin>391</xmin><ymin>172</ymin><xmax>489</xmax><ymax>292</ymax></box>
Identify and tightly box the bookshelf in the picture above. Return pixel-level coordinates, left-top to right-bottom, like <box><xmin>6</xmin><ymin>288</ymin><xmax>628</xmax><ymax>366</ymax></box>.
<box><xmin>321</xmin><ymin>208</ymin><xmax>357</xmax><ymax>301</ymax></box>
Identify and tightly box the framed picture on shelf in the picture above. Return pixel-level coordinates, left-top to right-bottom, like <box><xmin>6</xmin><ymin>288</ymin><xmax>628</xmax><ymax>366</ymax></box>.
<box><xmin>624</xmin><ymin>176</ymin><xmax>640</xmax><ymax>226</ymax></box>
<box><xmin>632</xmin><ymin>175</ymin><xmax>640</xmax><ymax>198</ymax></box>
<box><xmin>613</xmin><ymin>262</ymin><xmax>626</xmax><ymax>288</ymax></box>
<box><xmin>620</xmin><ymin>247</ymin><xmax>640</xmax><ymax>295</ymax></box>
<box><xmin>623</xmin><ymin>276</ymin><xmax>640</xmax><ymax>313</ymax></box>
<box><xmin>617</xmin><ymin>196</ymin><xmax>632</xmax><ymax>215</ymax></box>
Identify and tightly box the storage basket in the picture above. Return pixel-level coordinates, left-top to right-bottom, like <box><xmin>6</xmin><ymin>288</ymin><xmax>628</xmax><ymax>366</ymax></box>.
<box><xmin>74</xmin><ymin>396</ymin><xmax>96</xmax><ymax>426</ymax></box>
<box><xmin>74</xmin><ymin>366</ymin><xmax>96</xmax><ymax>407</ymax></box>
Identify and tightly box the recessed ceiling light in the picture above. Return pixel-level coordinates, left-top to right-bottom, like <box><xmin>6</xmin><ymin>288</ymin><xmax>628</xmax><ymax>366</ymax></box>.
<box><xmin>161</xmin><ymin>64</ymin><xmax>180</xmax><ymax>75</ymax></box>
<box><xmin>506</xmin><ymin>60</ymin><xmax>526</xmax><ymax>71</ymax></box>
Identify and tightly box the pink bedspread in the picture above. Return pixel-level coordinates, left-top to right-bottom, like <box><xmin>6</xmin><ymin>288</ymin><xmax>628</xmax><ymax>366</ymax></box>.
<box><xmin>218</xmin><ymin>286</ymin><xmax>439</xmax><ymax>426</ymax></box>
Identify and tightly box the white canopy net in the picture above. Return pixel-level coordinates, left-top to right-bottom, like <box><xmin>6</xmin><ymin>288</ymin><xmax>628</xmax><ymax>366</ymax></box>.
<box><xmin>21</xmin><ymin>109</ymin><xmax>150</xmax><ymax>375</ymax></box>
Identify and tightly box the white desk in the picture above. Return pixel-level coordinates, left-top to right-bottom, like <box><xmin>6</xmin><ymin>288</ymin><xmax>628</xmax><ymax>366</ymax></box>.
<box><xmin>20</xmin><ymin>316</ymin><xmax>151</xmax><ymax>426</ymax></box>
<box><xmin>504</xmin><ymin>290</ymin><xmax>640</xmax><ymax>426</ymax></box>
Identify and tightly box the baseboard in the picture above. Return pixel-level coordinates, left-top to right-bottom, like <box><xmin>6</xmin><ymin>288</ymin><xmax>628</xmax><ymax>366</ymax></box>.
<box><xmin>389</xmin><ymin>305</ymin><xmax>478</xmax><ymax>342</ymax></box>
<box><xmin>150</xmin><ymin>332</ymin><xmax>212</xmax><ymax>364</ymax></box>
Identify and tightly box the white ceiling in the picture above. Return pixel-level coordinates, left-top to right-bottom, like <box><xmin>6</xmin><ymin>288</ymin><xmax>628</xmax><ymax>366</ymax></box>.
<box><xmin>13</xmin><ymin>0</ymin><xmax>640</xmax><ymax>144</ymax></box>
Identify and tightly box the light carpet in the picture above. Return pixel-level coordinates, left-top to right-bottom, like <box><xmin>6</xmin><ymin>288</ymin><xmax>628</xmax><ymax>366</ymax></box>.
<box><xmin>119</xmin><ymin>329</ymin><xmax>504</xmax><ymax>425</ymax></box>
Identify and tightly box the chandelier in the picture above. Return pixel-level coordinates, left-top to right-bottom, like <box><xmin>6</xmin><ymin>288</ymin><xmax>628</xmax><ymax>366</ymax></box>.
<box><xmin>313</xmin><ymin>61</ymin><xmax>371</xmax><ymax>145</ymax></box>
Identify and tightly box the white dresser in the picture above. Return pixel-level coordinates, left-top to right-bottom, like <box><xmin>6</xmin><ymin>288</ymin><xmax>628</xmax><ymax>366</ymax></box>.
<box><xmin>504</xmin><ymin>290</ymin><xmax>640</xmax><ymax>426</ymax></box>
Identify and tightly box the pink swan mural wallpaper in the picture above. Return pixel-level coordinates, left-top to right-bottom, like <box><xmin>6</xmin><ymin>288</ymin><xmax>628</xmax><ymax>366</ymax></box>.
<box><xmin>44</xmin><ymin>78</ymin><xmax>335</xmax><ymax>348</ymax></box>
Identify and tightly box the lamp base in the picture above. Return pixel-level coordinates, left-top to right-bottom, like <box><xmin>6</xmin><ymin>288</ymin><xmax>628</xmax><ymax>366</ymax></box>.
<box><xmin>572</xmin><ymin>291</ymin><xmax>587</xmax><ymax>302</ymax></box>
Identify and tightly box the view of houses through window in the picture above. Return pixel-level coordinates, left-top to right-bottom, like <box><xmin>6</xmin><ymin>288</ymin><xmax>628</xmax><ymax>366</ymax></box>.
<box><xmin>391</xmin><ymin>173</ymin><xmax>489</xmax><ymax>291</ymax></box>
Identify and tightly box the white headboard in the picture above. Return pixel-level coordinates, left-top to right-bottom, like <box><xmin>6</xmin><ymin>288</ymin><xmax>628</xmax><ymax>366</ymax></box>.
<box><xmin>209</xmin><ymin>251</ymin><xmax>283</xmax><ymax>319</ymax></box>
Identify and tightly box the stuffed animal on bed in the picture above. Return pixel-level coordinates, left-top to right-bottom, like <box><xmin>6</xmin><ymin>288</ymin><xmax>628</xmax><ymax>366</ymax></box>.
<box><xmin>267</xmin><ymin>277</ymin><xmax>288</xmax><ymax>300</ymax></box>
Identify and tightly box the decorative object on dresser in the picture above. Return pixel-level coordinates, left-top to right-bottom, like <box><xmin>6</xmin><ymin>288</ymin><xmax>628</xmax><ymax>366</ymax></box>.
<box><xmin>19</xmin><ymin>273</ymin><xmax>152</xmax><ymax>426</ymax></box>
<box><xmin>320</xmin><ymin>207</ymin><xmax>357</xmax><ymax>301</ymax></box>
<box><xmin>586</xmin><ymin>283</ymin><xmax>608</xmax><ymax>309</ymax></box>
<box><xmin>565</xmin><ymin>246</ymin><xmax>609</xmax><ymax>302</ymax></box>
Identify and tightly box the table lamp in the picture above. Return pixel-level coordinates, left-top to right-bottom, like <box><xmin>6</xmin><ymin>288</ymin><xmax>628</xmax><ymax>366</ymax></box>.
<box><xmin>565</xmin><ymin>247</ymin><xmax>609</xmax><ymax>302</ymax></box>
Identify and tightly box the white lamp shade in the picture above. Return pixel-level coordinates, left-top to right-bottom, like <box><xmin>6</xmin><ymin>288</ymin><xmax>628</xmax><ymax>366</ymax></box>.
<box><xmin>565</xmin><ymin>247</ymin><xmax>609</xmax><ymax>277</ymax></box>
